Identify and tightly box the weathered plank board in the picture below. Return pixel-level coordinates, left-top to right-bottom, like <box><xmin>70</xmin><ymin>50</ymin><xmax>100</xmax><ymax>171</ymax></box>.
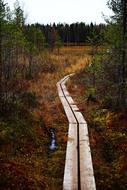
<box><xmin>79</xmin><ymin>123</ymin><xmax>96</xmax><ymax>190</ymax></box>
<box><xmin>63</xmin><ymin>124</ymin><xmax>78</xmax><ymax>190</ymax></box>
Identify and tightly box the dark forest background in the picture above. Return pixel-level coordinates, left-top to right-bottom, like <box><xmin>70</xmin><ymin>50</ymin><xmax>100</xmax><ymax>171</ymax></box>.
<box><xmin>33</xmin><ymin>22</ymin><xmax>106</xmax><ymax>45</ymax></box>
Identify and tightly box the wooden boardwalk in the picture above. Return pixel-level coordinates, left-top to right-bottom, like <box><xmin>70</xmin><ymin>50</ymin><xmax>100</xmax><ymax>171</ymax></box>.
<box><xmin>57</xmin><ymin>74</ymin><xmax>96</xmax><ymax>190</ymax></box>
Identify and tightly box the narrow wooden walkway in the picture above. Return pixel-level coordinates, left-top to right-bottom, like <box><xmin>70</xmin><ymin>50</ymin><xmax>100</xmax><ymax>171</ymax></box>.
<box><xmin>57</xmin><ymin>74</ymin><xmax>96</xmax><ymax>190</ymax></box>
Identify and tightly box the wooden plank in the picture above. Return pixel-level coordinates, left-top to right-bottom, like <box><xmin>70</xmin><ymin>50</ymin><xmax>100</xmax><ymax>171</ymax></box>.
<box><xmin>59</xmin><ymin>75</ymin><xmax>70</xmax><ymax>84</ymax></box>
<box><xmin>59</xmin><ymin>95</ymin><xmax>77</xmax><ymax>124</ymax></box>
<box><xmin>61</xmin><ymin>85</ymin><xmax>70</xmax><ymax>96</ymax></box>
<box><xmin>63</xmin><ymin>124</ymin><xmax>78</xmax><ymax>190</ymax></box>
<box><xmin>57</xmin><ymin>84</ymin><xmax>64</xmax><ymax>97</ymax></box>
<box><xmin>70</xmin><ymin>104</ymin><xmax>79</xmax><ymax>111</ymax></box>
<box><xmin>66</xmin><ymin>96</ymin><xmax>75</xmax><ymax>105</ymax></box>
<box><xmin>79</xmin><ymin>124</ymin><xmax>96</xmax><ymax>190</ymax></box>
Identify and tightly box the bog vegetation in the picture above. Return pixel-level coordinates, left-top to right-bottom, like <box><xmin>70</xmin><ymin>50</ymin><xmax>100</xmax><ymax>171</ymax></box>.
<box><xmin>0</xmin><ymin>0</ymin><xmax>127</xmax><ymax>189</ymax></box>
<box><xmin>67</xmin><ymin>0</ymin><xmax>127</xmax><ymax>189</ymax></box>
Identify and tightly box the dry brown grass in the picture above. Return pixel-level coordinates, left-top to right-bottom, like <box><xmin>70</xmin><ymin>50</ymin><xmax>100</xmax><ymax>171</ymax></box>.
<box><xmin>59</xmin><ymin>45</ymin><xmax>91</xmax><ymax>55</ymax></box>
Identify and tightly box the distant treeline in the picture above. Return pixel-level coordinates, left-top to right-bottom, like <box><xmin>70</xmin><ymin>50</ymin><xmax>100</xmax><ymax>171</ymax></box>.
<box><xmin>29</xmin><ymin>22</ymin><xmax>106</xmax><ymax>46</ymax></box>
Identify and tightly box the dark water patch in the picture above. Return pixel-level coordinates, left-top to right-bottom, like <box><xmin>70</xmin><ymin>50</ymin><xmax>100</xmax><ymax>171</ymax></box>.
<box><xmin>49</xmin><ymin>129</ymin><xmax>57</xmax><ymax>151</ymax></box>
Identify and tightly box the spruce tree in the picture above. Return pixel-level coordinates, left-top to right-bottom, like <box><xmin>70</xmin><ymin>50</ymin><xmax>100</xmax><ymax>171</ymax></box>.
<box><xmin>107</xmin><ymin>0</ymin><xmax>127</xmax><ymax>108</ymax></box>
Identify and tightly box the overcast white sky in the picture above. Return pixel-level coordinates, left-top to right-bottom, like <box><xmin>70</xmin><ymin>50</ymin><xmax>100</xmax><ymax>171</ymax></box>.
<box><xmin>5</xmin><ymin>0</ymin><xmax>113</xmax><ymax>24</ymax></box>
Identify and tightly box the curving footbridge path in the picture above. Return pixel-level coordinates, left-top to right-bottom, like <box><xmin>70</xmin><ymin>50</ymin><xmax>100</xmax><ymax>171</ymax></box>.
<box><xmin>57</xmin><ymin>74</ymin><xmax>96</xmax><ymax>190</ymax></box>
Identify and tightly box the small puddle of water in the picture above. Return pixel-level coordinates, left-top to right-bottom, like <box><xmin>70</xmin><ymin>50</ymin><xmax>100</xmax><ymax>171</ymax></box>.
<box><xmin>49</xmin><ymin>129</ymin><xmax>57</xmax><ymax>151</ymax></box>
